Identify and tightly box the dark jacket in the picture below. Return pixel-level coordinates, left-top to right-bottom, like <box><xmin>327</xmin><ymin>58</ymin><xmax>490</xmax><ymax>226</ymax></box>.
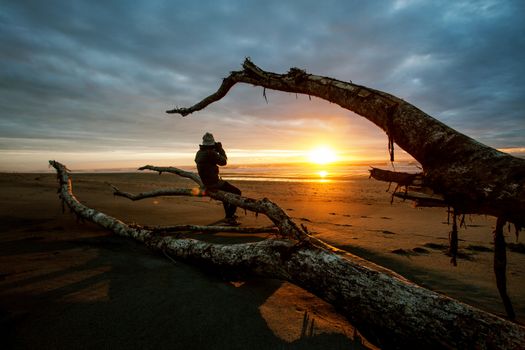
<box><xmin>195</xmin><ymin>143</ymin><xmax>227</xmax><ymax>188</ymax></box>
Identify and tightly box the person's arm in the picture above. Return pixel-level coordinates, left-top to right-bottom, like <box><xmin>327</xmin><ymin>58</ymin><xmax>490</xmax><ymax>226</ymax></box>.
<box><xmin>215</xmin><ymin>142</ymin><xmax>227</xmax><ymax>165</ymax></box>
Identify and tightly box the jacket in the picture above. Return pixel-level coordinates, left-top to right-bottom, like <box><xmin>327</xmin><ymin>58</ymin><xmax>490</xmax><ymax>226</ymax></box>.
<box><xmin>194</xmin><ymin>144</ymin><xmax>227</xmax><ymax>188</ymax></box>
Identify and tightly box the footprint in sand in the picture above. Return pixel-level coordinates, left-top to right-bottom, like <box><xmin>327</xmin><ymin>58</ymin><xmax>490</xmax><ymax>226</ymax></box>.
<box><xmin>423</xmin><ymin>242</ymin><xmax>448</xmax><ymax>250</ymax></box>
<box><xmin>465</xmin><ymin>245</ymin><xmax>493</xmax><ymax>252</ymax></box>
<box><xmin>391</xmin><ymin>248</ymin><xmax>413</xmax><ymax>256</ymax></box>
<box><xmin>334</xmin><ymin>223</ymin><xmax>352</xmax><ymax>227</ymax></box>
<box><xmin>391</xmin><ymin>247</ymin><xmax>430</xmax><ymax>256</ymax></box>
<box><xmin>412</xmin><ymin>247</ymin><xmax>430</xmax><ymax>254</ymax></box>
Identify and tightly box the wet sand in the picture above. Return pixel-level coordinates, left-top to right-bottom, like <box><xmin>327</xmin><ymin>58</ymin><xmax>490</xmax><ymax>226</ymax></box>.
<box><xmin>1</xmin><ymin>172</ymin><xmax>523</xmax><ymax>348</ymax></box>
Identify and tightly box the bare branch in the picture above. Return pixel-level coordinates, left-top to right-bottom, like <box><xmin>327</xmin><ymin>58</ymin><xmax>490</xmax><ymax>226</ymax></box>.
<box><xmin>146</xmin><ymin>224</ymin><xmax>279</xmax><ymax>234</ymax></box>
<box><xmin>165</xmin><ymin>58</ymin><xmax>525</xmax><ymax>228</ymax></box>
<box><xmin>369</xmin><ymin>167</ymin><xmax>423</xmax><ymax>187</ymax></box>
<box><xmin>392</xmin><ymin>192</ymin><xmax>447</xmax><ymax>208</ymax></box>
<box><xmin>111</xmin><ymin>184</ymin><xmax>199</xmax><ymax>200</ymax></box>
<box><xmin>133</xmin><ymin>165</ymin><xmax>323</xmax><ymax>245</ymax></box>
<box><xmin>166</xmin><ymin>73</ymin><xmax>242</xmax><ymax>116</ymax></box>
<box><xmin>138</xmin><ymin>165</ymin><xmax>203</xmax><ymax>186</ymax></box>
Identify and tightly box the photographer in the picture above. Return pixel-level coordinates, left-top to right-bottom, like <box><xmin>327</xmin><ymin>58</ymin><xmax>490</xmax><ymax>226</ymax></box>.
<box><xmin>194</xmin><ymin>132</ymin><xmax>242</xmax><ymax>224</ymax></box>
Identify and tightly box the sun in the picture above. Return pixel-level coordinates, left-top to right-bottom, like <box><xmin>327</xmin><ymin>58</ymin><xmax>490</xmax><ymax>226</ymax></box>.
<box><xmin>308</xmin><ymin>146</ymin><xmax>337</xmax><ymax>164</ymax></box>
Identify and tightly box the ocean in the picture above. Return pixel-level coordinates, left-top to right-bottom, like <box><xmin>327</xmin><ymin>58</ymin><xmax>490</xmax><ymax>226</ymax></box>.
<box><xmin>219</xmin><ymin>161</ymin><xmax>421</xmax><ymax>183</ymax></box>
<box><xmin>69</xmin><ymin>161</ymin><xmax>422</xmax><ymax>183</ymax></box>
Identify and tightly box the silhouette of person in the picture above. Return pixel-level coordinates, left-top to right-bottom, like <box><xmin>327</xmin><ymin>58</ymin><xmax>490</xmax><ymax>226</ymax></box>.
<box><xmin>195</xmin><ymin>132</ymin><xmax>241</xmax><ymax>224</ymax></box>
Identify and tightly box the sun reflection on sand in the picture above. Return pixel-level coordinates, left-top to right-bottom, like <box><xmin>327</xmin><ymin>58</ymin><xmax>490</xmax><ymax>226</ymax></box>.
<box><xmin>257</xmin><ymin>282</ymin><xmax>377</xmax><ymax>347</ymax></box>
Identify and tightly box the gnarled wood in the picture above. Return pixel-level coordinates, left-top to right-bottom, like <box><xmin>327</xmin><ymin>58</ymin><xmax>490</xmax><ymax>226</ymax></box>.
<box><xmin>50</xmin><ymin>160</ymin><xmax>525</xmax><ymax>349</ymax></box>
<box><xmin>131</xmin><ymin>165</ymin><xmax>334</xmax><ymax>249</ymax></box>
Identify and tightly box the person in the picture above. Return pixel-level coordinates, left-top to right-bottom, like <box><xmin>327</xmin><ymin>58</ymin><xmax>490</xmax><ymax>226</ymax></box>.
<box><xmin>195</xmin><ymin>132</ymin><xmax>242</xmax><ymax>224</ymax></box>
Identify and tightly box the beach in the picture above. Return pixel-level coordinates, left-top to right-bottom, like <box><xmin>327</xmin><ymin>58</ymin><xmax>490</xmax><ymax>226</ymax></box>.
<box><xmin>1</xmin><ymin>170</ymin><xmax>524</xmax><ymax>348</ymax></box>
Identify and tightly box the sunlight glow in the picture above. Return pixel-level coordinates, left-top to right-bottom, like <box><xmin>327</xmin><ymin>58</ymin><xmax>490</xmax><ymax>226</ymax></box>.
<box><xmin>308</xmin><ymin>146</ymin><xmax>337</xmax><ymax>164</ymax></box>
<box><xmin>318</xmin><ymin>170</ymin><xmax>328</xmax><ymax>178</ymax></box>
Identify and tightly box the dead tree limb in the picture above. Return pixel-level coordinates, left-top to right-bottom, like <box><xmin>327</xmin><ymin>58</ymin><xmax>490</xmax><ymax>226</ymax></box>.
<box><xmin>166</xmin><ymin>58</ymin><xmax>524</xmax><ymax>318</ymax></box>
<box><xmin>110</xmin><ymin>185</ymin><xmax>199</xmax><ymax>200</ymax></box>
<box><xmin>112</xmin><ymin>166</ymin><xmax>340</xmax><ymax>252</ymax></box>
<box><xmin>132</xmin><ymin>165</ymin><xmax>319</xmax><ymax>245</ymax></box>
<box><xmin>369</xmin><ymin>168</ymin><xmax>447</xmax><ymax>207</ymax></box>
<box><xmin>50</xmin><ymin>160</ymin><xmax>525</xmax><ymax>349</ymax></box>
<box><xmin>369</xmin><ymin>167</ymin><xmax>423</xmax><ymax>187</ymax></box>
<box><xmin>167</xmin><ymin>58</ymin><xmax>525</xmax><ymax>228</ymax></box>
<box><xmin>138</xmin><ymin>165</ymin><xmax>203</xmax><ymax>186</ymax></box>
<box><xmin>144</xmin><ymin>224</ymin><xmax>280</xmax><ymax>234</ymax></box>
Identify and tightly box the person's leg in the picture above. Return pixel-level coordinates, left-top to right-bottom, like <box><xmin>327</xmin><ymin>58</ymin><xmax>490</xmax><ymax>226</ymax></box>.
<box><xmin>218</xmin><ymin>181</ymin><xmax>241</xmax><ymax>218</ymax></box>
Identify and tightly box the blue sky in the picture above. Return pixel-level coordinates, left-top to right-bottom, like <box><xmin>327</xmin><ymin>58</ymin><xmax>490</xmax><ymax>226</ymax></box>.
<box><xmin>1</xmin><ymin>0</ymin><xmax>524</xmax><ymax>171</ymax></box>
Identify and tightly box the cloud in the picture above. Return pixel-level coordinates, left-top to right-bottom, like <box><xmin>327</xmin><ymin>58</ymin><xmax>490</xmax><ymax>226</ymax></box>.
<box><xmin>0</xmin><ymin>0</ymin><xmax>524</xmax><ymax>170</ymax></box>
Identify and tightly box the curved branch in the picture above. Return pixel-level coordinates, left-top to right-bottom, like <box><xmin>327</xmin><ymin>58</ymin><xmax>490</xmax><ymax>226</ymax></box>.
<box><xmin>166</xmin><ymin>58</ymin><xmax>525</xmax><ymax>227</ymax></box>
<box><xmin>110</xmin><ymin>184</ymin><xmax>199</xmax><ymax>200</ymax></box>
<box><xmin>139</xmin><ymin>165</ymin><xmax>203</xmax><ymax>186</ymax></box>
<box><xmin>49</xmin><ymin>160</ymin><xmax>525</xmax><ymax>349</ymax></box>
<box><xmin>166</xmin><ymin>74</ymin><xmax>242</xmax><ymax>117</ymax></box>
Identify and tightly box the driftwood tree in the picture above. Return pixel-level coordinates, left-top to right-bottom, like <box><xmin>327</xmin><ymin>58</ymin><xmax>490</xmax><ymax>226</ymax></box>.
<box><xmin>166</xmin><ymin>58</ymin><xmax>525</xmax><ymax>320</ymax></box>
<box><xmin>48</xmin><ymin>59</ymin><xmax>525</xmax><ymax>348</ymax></box>
<box><xmin>50</xmin><ymin>160</ymin><xmax>525</xmax><ymax>349</ymax></box>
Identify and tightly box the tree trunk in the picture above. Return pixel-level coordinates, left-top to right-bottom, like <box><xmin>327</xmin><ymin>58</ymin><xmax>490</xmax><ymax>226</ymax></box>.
<box><xmin>49</xmin><ymin>160</ymin><xmax>525</xmax><ymax>349</ymax></box>
<box><xmin>167</xmin><ymin>58</ymin><xmax>525</xmax><ymax>228</ymax></box>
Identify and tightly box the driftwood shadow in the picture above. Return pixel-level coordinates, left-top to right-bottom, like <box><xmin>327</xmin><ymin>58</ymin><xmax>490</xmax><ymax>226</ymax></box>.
<box><xmin>1</xmin><ymin>231</ymin><xmax>371</xmax><ymax>350</ymax></box>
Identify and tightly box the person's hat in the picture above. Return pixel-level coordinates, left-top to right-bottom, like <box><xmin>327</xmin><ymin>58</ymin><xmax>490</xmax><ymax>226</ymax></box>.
<box><xmin>202</xmin><ymin>132</ymin><xmax>216</xmax><ymax>146</ymax></box>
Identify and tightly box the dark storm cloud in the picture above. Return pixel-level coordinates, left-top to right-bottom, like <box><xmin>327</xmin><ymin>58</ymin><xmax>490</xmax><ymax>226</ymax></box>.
<box><xmin>0</xmin><ymin>0</ymin><xmax>524</xmax><ymax>169</ymax></box>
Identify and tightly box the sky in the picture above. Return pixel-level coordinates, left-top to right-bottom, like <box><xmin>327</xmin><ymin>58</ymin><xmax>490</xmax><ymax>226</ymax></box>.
<box><xmin>1</xmin><ymin>0</ymin><xmax>524</xmax><ymax>171</ymax></box>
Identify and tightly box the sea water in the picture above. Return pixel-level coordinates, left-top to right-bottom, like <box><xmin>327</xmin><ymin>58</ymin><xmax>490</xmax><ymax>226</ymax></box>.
<box><xmin>219</xmin><ymin>161</ymin><xmax>421</xmax><ymax>183</ymax></box>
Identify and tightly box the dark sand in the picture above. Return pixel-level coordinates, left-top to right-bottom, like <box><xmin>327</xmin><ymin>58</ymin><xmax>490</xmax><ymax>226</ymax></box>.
<box><xmin>0</xmin><ymin>173</ymin><xmax>375</xmax><ymax>349</ymax></box>
<box><xmin>1</xmin><ymin>172</ymin><xmax>524</xmax><ymax>348</ymax></box>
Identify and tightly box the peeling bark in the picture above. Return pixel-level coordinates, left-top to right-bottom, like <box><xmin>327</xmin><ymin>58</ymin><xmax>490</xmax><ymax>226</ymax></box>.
<box><xmin>144</xmin><ymin>224</ymin><xmax>280</xmax><ymax>234</ymax></box>
<box><xmin>50</xmin><ymin>160</ymin><xmax>525</xmax><ymax>349</ymax></box>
